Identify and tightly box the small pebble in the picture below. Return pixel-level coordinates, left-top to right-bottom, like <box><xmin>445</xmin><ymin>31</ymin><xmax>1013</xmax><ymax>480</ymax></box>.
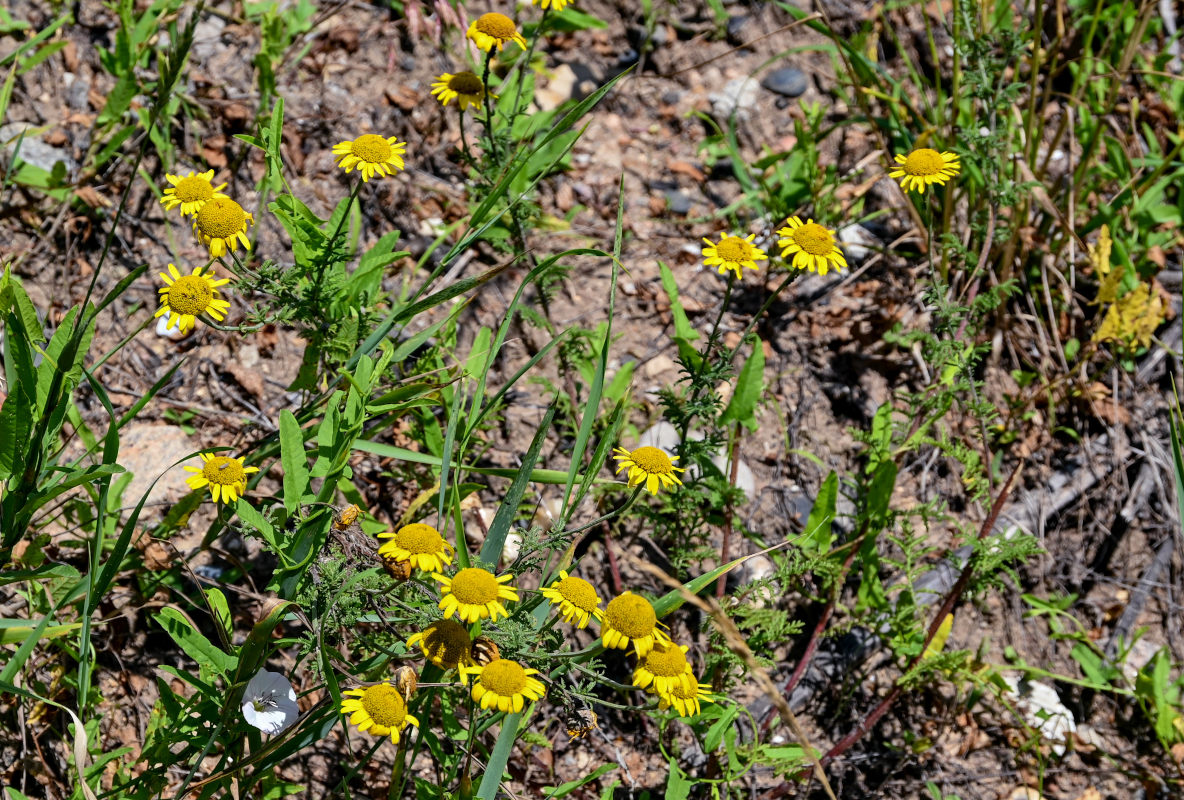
<box><xmin>761</xmin><ymin>67</ymin><xmax>808</xmax><ymax>98</ymax></box>
<box><xmin>664</xmin><ymin>189</ymin><xmax>692</xmax><ymax>215</ymax></box>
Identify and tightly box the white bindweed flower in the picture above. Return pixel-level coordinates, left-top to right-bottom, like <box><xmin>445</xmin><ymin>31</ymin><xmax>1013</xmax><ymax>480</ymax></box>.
<box><xmin>241</xmin><ymin>669</ymin><xmax>299</xmax><ymax>735</ymax></box>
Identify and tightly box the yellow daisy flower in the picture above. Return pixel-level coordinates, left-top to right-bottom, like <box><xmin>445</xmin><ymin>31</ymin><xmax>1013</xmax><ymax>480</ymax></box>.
<box><xmin>193</xmin><ymin>197</ymin><xmax>254</xmax><ymax>258</ymax></box>
<box><xmin>539</xmin><ymin>570</ymin><xmax>604</xmax><ymax>628</ymax></box>
<box><xmin>888</xmin><ymin>148</ymin><xmax>960</xmax><ymax>193</ymax></box>
<box><xmin>183</xmin><ymin>452</ymin><xmax>259</xmax><ymax>504</ymax></box>
<box><xmin>467</xmin><ymin>658</ymin><xmax>546</xmax><ymax>713</ymax></box>
<box><xmin>332</xmin><ymin>134</ymin><xmax>407</xmax><ymax>182</ymax></box>
<box><xmin>154</xmin><ymin>264</ymin><xmax>231</xmax><ymax>333</ymax></box>
<box><xmin>601</xmin><ymin>591</ymin><xmax>670</xmax><ymax>657</ymax></box>
<box><xmin>467</xmin><ymin>12</ymin><xmax>527</xmax><ymax>52</ymax></box>
<box><xmin>160</xmin><ymin>170</ymin><xmax>228</xmax><ymax>217</ymax></box>
<box><xmin>612</xmin><ymin>445</ymin><xmax>685</xmax><ymax>495</ymax></box>
<box><xmin>432</xmin><ymin>567</ymin><xmax>519</xmax><ymax>623</ymax></box>
<box><xmin>430</xmin><ymin>71</ymin><xmax>492</xmax><ymax>112</ymax></box>
<box><xmin>776</xmin><ymin>216</ymin><xmax>847</xmax><ymax>275</ymax></box>
<box><xmin>533</xmin><ymin>0</ymin><xmax>571</xmax><ymax>9</ymax></box>
<box><xmin>701</xmin><ymin>233</ymin><xmax>768</xmax><ymax>280</ymax></box>
<box><xmin>377</xmin><ymin>523</ymin><xmax>455</xmax><ymax>573</ymax></box>
<box><xmin>656</xmin><ymin>678</ymin><xmax>713</xmax><ymax>718</ymax></box>
<box><xmin>340</xmin><ymin>683</ymin><xmax>419</xmax><ymax>743</ymax></box>
<box><xmin>633</xmin><ymin>641</ymin><xmax>697</xmax><ymax>695</ymax></box>
<box><xmin>406</xmin><ymin>618</ymin><xmax>473</xmax><ymax>670</ymax></box>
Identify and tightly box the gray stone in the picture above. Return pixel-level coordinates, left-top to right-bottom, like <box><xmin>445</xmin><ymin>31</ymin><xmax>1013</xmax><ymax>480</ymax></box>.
<box><xmin>710</xmin><ymin>76</ymin><xmax>760</xmax><ymax>120</ymax></box>
<box><xmin>664</xmin><ymin>189</ymin><xmax>692</xmax><ymax>215</ymax></box>
<box><xmin>761</xmin><ymin>67</ymin><xmax>808</xmax><ymax>98</ymax></box>
<box><xmin>837</xmin><ymin>223</ymin><xmax>880</xmax><ymax>262</ymax></box>
<box><xmin>0</xmin><ymin>123</ymin><xmax>77</xmax><ymax>176</ymax></box>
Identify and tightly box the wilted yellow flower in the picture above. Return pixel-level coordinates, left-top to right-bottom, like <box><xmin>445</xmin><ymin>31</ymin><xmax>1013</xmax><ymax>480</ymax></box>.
<box><xmin>332</xmin><ymin>134</ymin><xmax>407</xmax><ymax>182</ymax></box>
<box><xmin>1093</xmin><ymin>283</ymin><xmax>1165</xmax><ymax>350</ymax></box>
<box><xmin>467</xmin><ymin>12</ymin><xmax>527</xmax><ymax>52</ymax></box>
<box><xmin>430</xmin><ymin>71</ymin><xmax>491</xmax><ymax>112</ymax></box>
<box><xmin>776</xmin><ymin>216</ymin><xmax>846</xmax><ymax>274</ymax></box>
<box><xmin>184</xmin><ymin>452</ymin><xmax>259</xmax><ymax>504</ymax></box>
<box><xmin>340</xmin><ymin>683</ymin><xmax>419</xmax><ymax>743</ymax></box>
<box><xmin>612</xmin><ymin>445</ymin><xmax>684</xmax><ymax>495</ymax></box>
<box><xmin>888</xmin><ymin>148</ymin><xmax>960</xmax><ymax>193</ymax></box>
<box><xmin>161</xmin><ymin>170</ymin><xmax>227</xmax><ymax>216</ymax></box>
<box><xmin>701</xmin><ymin>233</ymin><xmax>767</xmax><ymax>280</ymax></box>
<box><xmin>155</xmin><ymin>264</ymin><xmax>231</xmax><ymax>333</ymax></box>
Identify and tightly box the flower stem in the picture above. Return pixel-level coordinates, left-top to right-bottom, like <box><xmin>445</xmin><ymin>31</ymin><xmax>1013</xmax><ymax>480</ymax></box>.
<box><xmin>480</xmin><ymin>49</ymin><xmax>500</xmax><ymax>164</ymax></box>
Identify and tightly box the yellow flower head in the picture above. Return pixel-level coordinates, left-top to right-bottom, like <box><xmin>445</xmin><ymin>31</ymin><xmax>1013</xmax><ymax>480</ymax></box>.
<box><xmin>407</xmin><ymin>618</ymin><xmax>473</xmax><ymax>670</ymax></box>
<box><xmin>601</xmin><ymin>590</ymin><xmax>670</xmax><ymax>657</ymax></box>
<box><xmin>193</xmin><ymin>197</ymin><xmax>254</xmax><ymax>258</ymax></box>
<box><xmin>540</xmin><ymin>570</ymin><xmax>604</xmax><ymax>628</ymax></box>
<box><xmin>433</xmin><ymin>567</ymin><xmax>519</xmax><ymax>623</ymax></box>
<box><xmin>161</xmin><ymin>170</ymin><xmax>227</xmax><ymax>217</ymax></box>
<box><xmin>655</xmin><ymin>677</ymin><xmax>713</xmax><ymax>718</ymax></box>
<box><xmin>340</xmin><ymin>683</ymin><xmax>420</xmax><ymax>743</ymax></box>
<box><xmin>533</xmin><ymin>0</ymin><xmax>571</xmax><ymax>10</ymax></box>
<box><xmin>154</xmin><ymin>264</ymin><xmax>231</xmax><ymax>333</ymax></box>
<box><xmin>612</xmin><ymin>445</ymin><xmax>684</xmax><ymax>495</ymax></box>
<box><xmin>701</xmin><ymin>233</ymin><xmax>767</xmax><ymax>280</ymax></box>
<box><xmin>377</xmin><ymin>523</ymin><xmax>455</xmax><ymax>573</ymax></box>
<box><xmin>430</xmin><ymin>71</ymin><xmax>491</xmax><ymax>112</ymax></box>
<box><xmin>183</xmin><ymin>452</ymin><xmax>259</xmax><ymax>504</ymax></box>
<box><xmin>1093</xmin><ymin>283</ymin><xmax>1165</xmax><ymax>350</ymax></box>
<box><xmin>633</xmin><ymin>640</ymin><xmax>697</xmax><ymax>695</ymax></box>
<box><xmin>332</xmin><ymin>134</ymin><xmax>407</xmax><ymax>182</ymax></box>
<box><xmin>467</xmin><ymin>657</ymin><xmax>545</xmax><ymax>713</ymax></box>
<box><xmin>776</xmin><ymin>216</ymin><xmax>846</xmax><ymax>275</ymax></box>
<box><xmin>888</xmin><ymin>148</ymin><xmax>960</xmax><ymax>193</ymax></box>
<box><xmin>467</xmin><ymin>12</ymin><xmax>527</xmax><ymax>52</ymax></box>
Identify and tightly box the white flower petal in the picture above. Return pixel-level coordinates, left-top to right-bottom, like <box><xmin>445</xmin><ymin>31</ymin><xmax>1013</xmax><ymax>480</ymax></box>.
<box><xmin>241</xmin><ymin>669</ymin><xmax>299</xmax><ymax>735</ymax></box>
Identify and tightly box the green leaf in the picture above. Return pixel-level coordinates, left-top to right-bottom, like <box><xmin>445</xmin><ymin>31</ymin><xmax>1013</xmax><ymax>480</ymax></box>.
<box><xmin>153</xmin><ymin>607</ymin><xmax>238</xmax><ymax>679</ymax></box>
<box><xmin>719</xmin><ymin>338</ymin><xmax>765</xmax><ymax>431</ymax></box>
<box><xmin>204</xmin><ymin>587</ymin><xmax>233</xmax><ymax>647</ymax></box>
<box><xmin>479</xmin><ymin>405</ymin><xmax>556</xmax><ymax>565</ymax></box>
<box><xmin>664</xmin><ymin>768</ymin><xmax>692</xmax><ymax>800</ymax></box>
<box><xmin>659</xmin><ymin>262</ymin><xmax>699</xmax><ymax>343</ymax></box>
<box><xmin>0</xmin><ymin>618</ymin><xmax>81</xmax><ymax>645</ymax></box>
<box><xmin>703</xmin><ymin>704</ymin><xmax>740</xmax><ymax>751</ymax></box>
<box><xmin>475</xmin><ymin>712</ymin><xmax>521</xmax><ymax>799</ymax></box>
<box><xmin>542</xmin><ymin>764</ymin><xmax>617</xmax><ymax>798</ymax></box>
<box><xmin>799</xmin><ymin>471</ymin><xmax>837</xmax><ymax>557</ymax></box>
<box><xmin>279</xmin><ymin>409</ymin><xmax>309</xmax><ymax>515</ymax></box>
<box><xmin>652</xmin><ymin>555</ymin><xmax>749</xmax><ymax>618</ymax></box>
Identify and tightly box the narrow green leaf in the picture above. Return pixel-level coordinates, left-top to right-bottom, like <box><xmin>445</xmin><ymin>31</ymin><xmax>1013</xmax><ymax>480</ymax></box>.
<box><xmin>476</xmin><ymin>712</ymin><xmax>522</xmax><ymax>799</ymax></box>
<box><xmin>719</xmin><ymin>338</ymin><xmax>765</xmax><ymax>431</ymax></box>
<box><xmin>479</xmin><ymin>405</ymin><xmax>556</xmax><ymax>566</ymax></box>
<box><xmin>800</xmin><ymin>471</ymin><xmax>837</xmax><ymax>557</ymax></box>
<box><xmin>153</xmin><ymin>607</ymin><xmax>238</xmax><ymax>678</ymax></box>
<box><xmin>279</xmin><ymin>409</ymin><xmax>309</xmax><ymax>515</ymax></box>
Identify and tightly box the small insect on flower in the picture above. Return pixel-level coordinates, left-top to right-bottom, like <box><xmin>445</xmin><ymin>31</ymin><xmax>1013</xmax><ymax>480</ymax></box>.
<box><xmin>161</xmin><ymin>170</ymin><xmax>228</xmax><ymax>217</ymax></box>
<box><xmin>241</xmin><ymin>669</ymin><xmax>300</xmax><ymax>735</ymax></box>
<box><xmin>612</xmin><ymin>445</ymin><xmax>685</xmax><ymax>496</ymax></box>
<box><xmin>776</xmin><ymin>217</ymin><xmax>847</xmax><ymax>275</ymax></box>
<box><xmin>432</xmin><ymin>567</ymin><xmax>519</xmax><ymax>623</ymax></box>
<box><xmin>540</xmin><ymin>570</ymin><xmax>604</xmax><ymax>629</ymax></box>
<box><xmin>466</xmin><ymin>12</ymin><xmax>527</xmax><ymax>52</ymax></box>
<box><xmin>565</xmin><ymin>707</ymin><xmax>598</xmax><ymax>740</ymax></box>
<box><xmin>155</xmin><ymin>264</ymin><xmax>231</xmax><ymax>333</ymax></box>
<box><xmin>467</xmin><ymin>658</ymin><xmax>546</xmax><ymax>713</ymax></box>
<box><xmin>193</xmin><ymin>197</ymin><xmax>254</xmax><ymax>258</ymax></box>
<box><xmin>184</xmin><ymin>452</ymin><xmax>259</xmax><ymax>504</ymax></box>
<box><xmin>341</xmin><ymin>683</ymin><xmax>419</xmax><ymax>744</ymax></box>
<box><xmin>377</xmin><ymin>523</ymin><xmax>455</xmax><ymax>573</ymax></box>
<box><xmin>701</xmin><ymin>233</ymin><xmax>768</xmax><ymax>281</ymax></box>
<box><xmin>601</xmin><ymin>590</ymin><xmax>670</xmax><ymax>657</ymax></box>
<box><xmin>407</xmin><ymin>618</ymin><xmax>473</xmax><ymax>670</ymax></box>
<box><xmin>888</xmin><ymin>147</ymin><xmax>961</xmax><ymax>193</ymax></box>
<box><xmin>380</xmin><ymin>553</ymin><xmax>414</xmax><ymax>581</ymax></box>
<box><xmin>332</xmin><ymin>134</ymin><xmax>407</xmax><ymax>182</ymax></box>
<box><xmin>469</xmin><ymin>635</ymin><xmax>501</xmax><ymax>668</ymax></box>
<box><xmin>430</xmin><ymin>71</ymin><xmax>492</xmax><ymax>112</ymax></box>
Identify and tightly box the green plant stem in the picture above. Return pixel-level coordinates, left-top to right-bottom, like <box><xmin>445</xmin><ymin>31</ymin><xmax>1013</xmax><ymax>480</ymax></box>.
<box><xmin>480</xmin><ymin>49</ymin><xmax>500</xmax><ymax>164</ymax></box>
<box><xmin>510</xmin><ymin>7</ymin><xmax>550</xmax><ymax>118</ymax></box>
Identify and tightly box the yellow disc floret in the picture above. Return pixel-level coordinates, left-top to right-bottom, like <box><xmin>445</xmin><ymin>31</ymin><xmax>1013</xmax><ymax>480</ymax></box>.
<box><xmin>377</xmin><ymin>523</ymin><xmax>455</xmax><ymax>573</ymax></box>
<box><xmin>433</xmin><ymin>567</ymin><xmax>519</xmax><ymax>623</ymax></box>
<box><xmin>183</xmin><ymin>452</ymin><xmax>259</xmax><ymax>504</ymax></box>
<box><xmin>540</xmin><ymin>570</ymin><xmax>604</xmax><ymax>628</ymax></box>
<box><xmin>193</xmin><ymin>197</ymin><xmax>254</xmax><ymax>258</ymax></box>
<box><xmin>341</xmin><ymin>683</ymin><xmax>420</xmax><ymax>743</ymax></box>
<box><xmin>407</xmin><ymin>619</ymin><xmax>472</xmax><ymax>670</ymax></box>
<box><xmin>888</xmin><ymin>147</ymin><xmax>961</xmax><ymax>193</ymax></box>
<box><xmin>612</xmin><ymin>445</ymin><xmax>685</xmax><ymax>495</ymax></box>
<box><xmin>469</xmin><ymin>658</ymin><xmax>546</xmax><ymax>713</ymax></box>
<box><xmin>776</xmin><ymin>216</ymin><xmax>847</xmax><ymax>275</ymax></box>
<box><xmin>467</xmin><ymin>12</ymin><xmax>528</xmax><ymax>52</ymax></box>
<box><xmin>701</xmin><ymin>233</ymin><xmax>767</xmax><ymax>280</ymax></box>
<box><xmin>601</xmin><ymin>590</ymin><xmax>669</xmax><ymax>656</ymax></box>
